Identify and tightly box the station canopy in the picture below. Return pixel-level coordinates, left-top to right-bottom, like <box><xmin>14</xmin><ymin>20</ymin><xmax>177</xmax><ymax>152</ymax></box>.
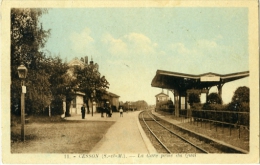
<box><xmin>151</xmin><ymin>70</ymin><xmax>249</xmax><ymax>92</ymax></box>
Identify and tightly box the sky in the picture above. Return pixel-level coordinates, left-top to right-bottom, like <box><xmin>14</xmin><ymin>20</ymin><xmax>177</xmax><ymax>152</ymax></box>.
<box><xmin>39</xmin><ymin>7</ymin><xmax>249</xmax><ymax>105</ymax></box>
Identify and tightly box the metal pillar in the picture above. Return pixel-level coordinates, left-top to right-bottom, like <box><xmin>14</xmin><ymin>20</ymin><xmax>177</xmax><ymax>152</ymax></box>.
<box><xmin>217</xmin><ymin>83</ymin><xmax>225</xmax><ymax>103</ymax></box>
<box><xmin>21</xmin><ymin>80</ymin><xmax>25</xmax><ymax>141</ymax></box>
<box><xmin>173</xmin><ymin>89</ymin><xmax>180</xmax><ymax>117</ymax></box>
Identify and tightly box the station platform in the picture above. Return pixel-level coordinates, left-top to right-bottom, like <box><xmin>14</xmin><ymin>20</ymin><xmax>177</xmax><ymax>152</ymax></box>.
<box><xmin>65</xmin><ymin>111</ymin><xmax>157</xmax><ymax>153</ymax></box>
<box><xmin>65</xmin><ymin>112</ymin><xmax>118</xmax><ymax>122</ymax></box>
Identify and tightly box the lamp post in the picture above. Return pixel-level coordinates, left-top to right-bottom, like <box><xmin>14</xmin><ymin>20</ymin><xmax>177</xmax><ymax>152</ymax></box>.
<box><xmin>91</xmin><ymin>66</ymin><xmax>99</xmax><ymax>116</ymax></box>
<box><xmin>91</xmin><ymin>89</ymin><xmax>96</xmax><ymax>116</ymax></box>
<box><xmin>91</xmin><ymin>92</ymin><xmax>93</xmax><ymax>116</ymax></box>
<box><xmin>106</xmin><ymin>101</ymin><xmax>109</xmax><ymax>116</ymax></box>
<box><xmin>17</xmin><ymin>63</ymin><xmax>28</xmax><ymax>141</ymax></box>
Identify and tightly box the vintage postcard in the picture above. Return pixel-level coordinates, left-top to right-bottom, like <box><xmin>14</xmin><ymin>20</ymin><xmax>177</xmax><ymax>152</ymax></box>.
<box><xmin>1</xmin><ymin>0</ymin><xmax>259</xmax><ymax>164</ymax></box>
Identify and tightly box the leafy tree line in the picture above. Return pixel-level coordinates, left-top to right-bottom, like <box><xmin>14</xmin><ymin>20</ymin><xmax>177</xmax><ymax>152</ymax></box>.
<box><xmin>155</xmin><ymin>99</ymin><xmax>174</xmax><ymax>113</ymax></box>
<box><xmin>121</xmin><ymin>100</ymin><xmax>148</xmax><ymax>111</ymax></box>
<box><xmin>188</xmin><ymin>86</ymin><xmax>250</xmax><ymax>126</ymax></box>
<box><xmin>156</xmin><ymin>86</ymin><xmax>249</xmax><ymax>125</ymax></box>
<box><xmin>188</xmin><ymin>86</ymin><xmax>250</xmax><ymax>112</ymax></box>
<box><xmin>11</xmin><ymin>8</ymin><xmax>109</xmax><ymax>116</ymax></box>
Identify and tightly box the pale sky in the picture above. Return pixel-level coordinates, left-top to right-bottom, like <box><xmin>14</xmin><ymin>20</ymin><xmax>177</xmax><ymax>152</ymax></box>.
<box><xmin>39</xmin><ymin>8</ymin><xmax>249</xmax><ymax>105</ymax></box>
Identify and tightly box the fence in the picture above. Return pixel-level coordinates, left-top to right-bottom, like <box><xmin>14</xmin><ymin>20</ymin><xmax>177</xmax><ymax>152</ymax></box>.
<box><xmin>180</xmin><ymin>109</ymin><xmax>249</xmax><ymax>138</ymax></box>
<box><xmin>157</xmin><ymin>108</ymin><xmax>249</xmax><ymax>139</ymax></box>
<box><xmin>155</xmin><ymin>108</ymin><xmax>174</xmax><ymax>113</ymax></box>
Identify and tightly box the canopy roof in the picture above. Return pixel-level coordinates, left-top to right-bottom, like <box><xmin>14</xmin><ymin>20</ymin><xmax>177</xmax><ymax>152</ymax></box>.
<box><xmin>151</xmin><ymin>70</ymin><xmax>249</xmax><ymax>92</ymax></box>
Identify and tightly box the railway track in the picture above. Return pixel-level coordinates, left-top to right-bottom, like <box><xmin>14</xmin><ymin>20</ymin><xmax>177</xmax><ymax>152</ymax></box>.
<box><xmin>139</xmin><ymin>110</ymin><xmax>230</xmax><ymax>153</ymax></box>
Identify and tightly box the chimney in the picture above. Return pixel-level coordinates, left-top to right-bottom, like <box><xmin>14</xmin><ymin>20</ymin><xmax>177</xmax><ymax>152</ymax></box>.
<box><xmin>85</xmin><ymin>56</ymin><xmax>88</xmax><ymax>64</ymax></box>
<box><xmin>90</xmin><ymin>56</ymin><xmax>93</xmax><ymax>65</ymax></box>
<box><xmin>80</xmin><ymin>57</ymin><xmax>84</xmax><ymax>62</ymax></box>
<box><xmin>94</xmin><ymin>63</ymin><xmax>99</xmax><ymax>70</ymax></box>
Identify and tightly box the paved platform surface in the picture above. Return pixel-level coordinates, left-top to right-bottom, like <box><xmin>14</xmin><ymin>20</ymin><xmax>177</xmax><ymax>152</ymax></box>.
<box><xmin>65</xmin><ymin>111</ymin><xmax>155</xmax><ymax>153</ymax></box>
<box><xmin>65</xmin><ymin>112</ymin><xmax>118</xmax><ymax>121</ymax></box>
<box><xmin>90</xmin><ymin>111</ymin><xmax>149</xmax><ymax>153</ymax></box>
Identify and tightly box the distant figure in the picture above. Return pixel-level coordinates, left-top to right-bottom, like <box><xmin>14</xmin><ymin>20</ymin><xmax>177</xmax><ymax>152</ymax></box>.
<box><xmin>101</xmin><ymin>107</ymin><xmax>105</xmax><ymax>117</ymax></box>
<box><xmin>81</xmin><ymin>104</ymin><xmax>86</xmax><ymax>119</ymax></box>
<box><xmin>119</xmin><ymin>107</ymin><xmax>123</xmax><ymax>117</ymax></box>
<box><xmin>106</xmin><ymin>106</ymin><xmax>110</xmax><ymax>117</ymax></box>
<box><xmin>110</xmin><ymin>105</ymin><xmax>113</xmax><ymax>117</ymax></box>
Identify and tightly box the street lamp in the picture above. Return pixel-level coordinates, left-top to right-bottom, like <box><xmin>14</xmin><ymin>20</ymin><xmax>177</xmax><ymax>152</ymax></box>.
<box><xmin>17</xmin><ymin>63</ymin><xmax>28</xmax><ymax>141</ymax></box>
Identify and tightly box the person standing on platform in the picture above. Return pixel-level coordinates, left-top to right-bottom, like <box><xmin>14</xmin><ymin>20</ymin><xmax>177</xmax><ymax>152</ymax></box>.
<box><xmin>119</xmin><ymin>107</ymin><xmax>123</xmax><ymax>117</ymax></box>
<box><xmin>109</xmin><ymin>105</ymin><xmax>113</xmax><ymax>117</ymax></box>
<box><xmin>101</xmin><ymin>106</ymin><xmax>104</xmax><ymax>117</ymax></box>
<box><xmin>105</xmin><ymin>104</ymin><xmax>110</xmax><ymax>117</ymax></box>
<box><xmin>81</xmin><ymin>104</ymin><xmax>86</xmax><ymax>119</ymax></box>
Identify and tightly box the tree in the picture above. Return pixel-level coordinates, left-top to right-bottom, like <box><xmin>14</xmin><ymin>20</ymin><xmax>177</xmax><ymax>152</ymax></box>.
<box><xmin>44</xmin><ymin>56</ymin><xmax>70</xmax><ymax>115</ymax></box>
<box><xmin>187</xmin><ymin>89</ymin><xmax>201</xmax><ymax>106</ymax></box>
<box><xmin>25</xmin><ymin>69</ymin><xmax>52</xmax><ymax>115</ymax></box>
<box><xmin>232</xmin><ymin>86</ymin><xmax>249</xmax><ymax>103</ymax></box>
<box><xmin>63</xmin><ymin>77</ymin><xmax>78</xmax><ymax>117</ymax></box>
<box><xmin>74</xmin><ymin>64</ymin><xmax>109</xmax><ymax>114</ymax></box>
<box><xmin>207</xmin><ymin>92</ymin><xmax>222</xmax><ymax>104</ymax></box>
<box><xmin>11</xmin><ymin>8</ymin><xmax>50</xmax><ymax>69</ymax></box>
<box><xmin>130</xmin><ymin>100</ymin><xmax>148</xmax><ymax>110</ymax></box>
<box><xmin>11</xmin><ymin>8</ymin><xmax>51</xmax><ymax>115</ymax></box>
<box><xmin>228</xmin><ymin>86</ymin><xmax>250</xmax><ymax>112</ymax></box>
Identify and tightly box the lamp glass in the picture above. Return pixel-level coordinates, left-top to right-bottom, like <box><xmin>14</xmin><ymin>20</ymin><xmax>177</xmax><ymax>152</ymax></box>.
<box><xmin>17</xmin><ymin>64</ymin><xmax>28</xmax><ymax>79</ymax></box>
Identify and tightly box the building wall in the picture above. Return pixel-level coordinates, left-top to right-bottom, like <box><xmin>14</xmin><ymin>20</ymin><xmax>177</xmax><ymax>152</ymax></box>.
<box><xmin>159</xmin><ymin>96</ymin><xmax>168</xmax><ymax>101</ymax></box>
<box><xmin>89</xmin><ymin>99</ymin><xmax>98</xmax><ymax>113</ymax></box>
<box><xmin>156</xmin><ymin>94</ymin><xmax>169</xmax><ymax>104</ymax></box>
<box><xmin>76</xmin><ymin>95</ymin><xmax>84</xmax><ymax>114</ymax></box>
<box><xmin>102</xmin><ymin>93</ymin><xmax>120</xmax><ymax>110</ymax></box>
<box><xmin>69</xmin><ymin>94</ymin><xmax>84</xmax><ymax>115</ymax></box>
<box><xmin>111</xmin><ymin>97</ymin><xmax>119</xmax><ymax>109</ymax></box>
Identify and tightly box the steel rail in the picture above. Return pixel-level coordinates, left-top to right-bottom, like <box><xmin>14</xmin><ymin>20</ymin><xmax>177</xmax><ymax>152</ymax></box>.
<box><xmin>147</xmin><ymin>111</ymin><xmax>209</xmax><ymax>154</ymax></box>
<box><xmin>141</xmin><ymin>111</ymin><xmax>172</xmax><ymax>153</ymax></box>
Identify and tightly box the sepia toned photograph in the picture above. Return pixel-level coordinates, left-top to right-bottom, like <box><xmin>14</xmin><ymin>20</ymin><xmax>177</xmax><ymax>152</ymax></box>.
<box><xmin>1</xmin><ymin>0</ymin><xmax>259</xmax><ymax>164</ymax></box>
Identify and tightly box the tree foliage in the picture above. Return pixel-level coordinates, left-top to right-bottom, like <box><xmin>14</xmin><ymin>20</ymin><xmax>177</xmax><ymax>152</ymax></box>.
<box><xmin>11</xmin><ymin>8</ymin><xmax>51</xmax><ymax>115</ymax></box>
<box><xmin>74</xmin><ymin>64</ymin><xmax>110</xmax><ymax>113</ymax></box>
<box><xmin>11</xmin><ymin>8</ymin><xmax>110</xmax><ymax>116</ymax></box>
<box><xmin>227</xmin><ymin>86</ymin><xmax>250</xmax><ymax>112</ymax></box>
<box><xmin>11</xmin><ymin>8</ymin><xmax>50</xmax><ymax>69</ymax></box>
<box><xmin>44</xmin><ymin>56</ymin><xmax>73</xmax><ymax>115</ymax></box>
<box><xmin>231</xmin><ymin>86</ymin><xmax>249</xmax><ymax>103</ymax></box>
<box><xmin>207</xmin><ymin>92</ymin><xmax>222</xmax><ymax>104</ymax></box>
<box><xmin>187</xmin><ymin>89</ymin><xmax>201</xmax><ymax>106</ymax></box>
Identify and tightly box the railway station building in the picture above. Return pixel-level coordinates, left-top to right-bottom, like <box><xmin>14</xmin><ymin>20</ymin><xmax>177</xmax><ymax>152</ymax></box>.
<box><xmin>63</xmin><ymin>57</ymin><xmax>120</xmax><ymax>115</ymax></box>
<box><xmin>151</xmin><ymin>70</ymin><xmax>249</xmax><ymax>117</ymax></box>
<box><xmin>155</xmin><ymin>90</ymin><xmax>171</xmax><ymax>103</ymax></box>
